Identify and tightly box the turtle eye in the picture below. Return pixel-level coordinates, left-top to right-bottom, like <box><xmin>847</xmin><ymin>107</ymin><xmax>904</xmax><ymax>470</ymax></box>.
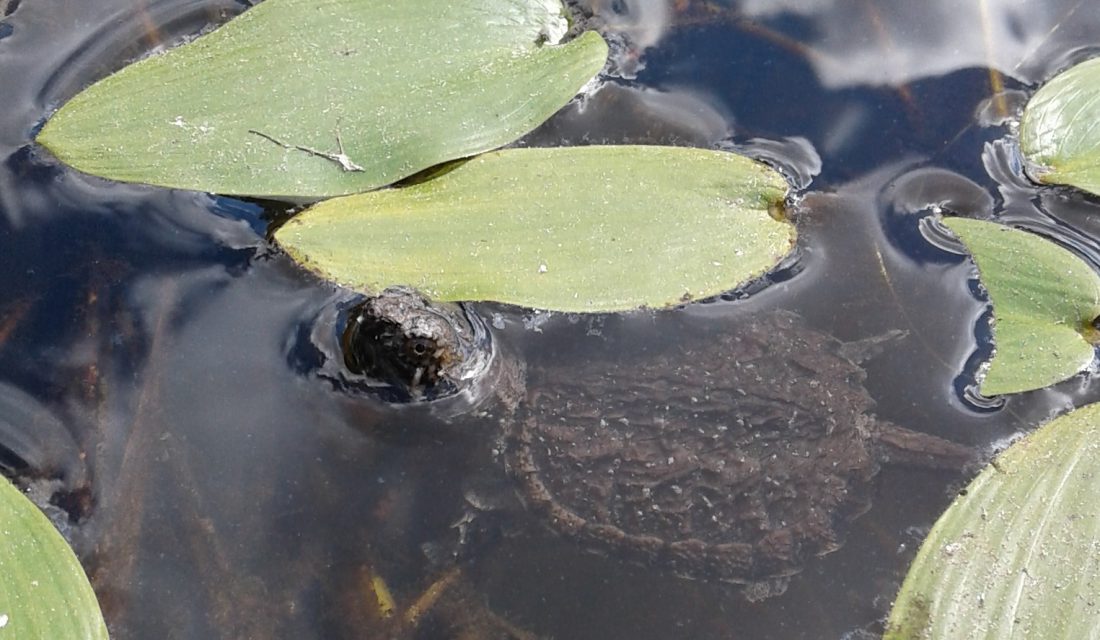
<box><xmin>407</xmin><ymin>337</ymin><xmax>433</xmax><ymax>358</ymax></box>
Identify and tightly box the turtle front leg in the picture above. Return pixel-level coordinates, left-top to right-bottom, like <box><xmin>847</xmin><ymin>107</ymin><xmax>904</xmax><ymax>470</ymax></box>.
<box><xmin>869</xmin><ymin>419</ymin><xmax>978</xmax><ymax>471</ymax></box>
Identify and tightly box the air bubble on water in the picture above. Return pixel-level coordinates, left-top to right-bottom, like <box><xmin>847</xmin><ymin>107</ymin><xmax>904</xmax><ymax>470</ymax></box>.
<box><xmin>523</xmin><ymin>311</ymin><xmax>552</xmax><ymax>332</ymax></box>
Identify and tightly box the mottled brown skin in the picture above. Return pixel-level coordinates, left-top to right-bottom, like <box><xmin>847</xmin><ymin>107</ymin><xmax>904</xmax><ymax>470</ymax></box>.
<box><xmin>503</xmin><ymin>311</ymin><xmax>972</xmax><ymax>586</ymax></box>
<box><xmin>353</xmin><ymin>291</ymin><xmax>973</xmax><ymax>591</ymax></box>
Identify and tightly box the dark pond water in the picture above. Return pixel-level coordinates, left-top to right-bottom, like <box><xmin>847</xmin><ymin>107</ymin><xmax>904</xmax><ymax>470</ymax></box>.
<box><xmin>3</xmin><ymin>0</ymin><xmax>1100</xmax><ymax>638</ymax></box>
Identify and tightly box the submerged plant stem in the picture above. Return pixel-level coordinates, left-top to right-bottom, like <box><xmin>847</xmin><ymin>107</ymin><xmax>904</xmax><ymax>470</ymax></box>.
<box><xmin>978</xmin><ymin>0</ymin><xmax>1007</xmax><ymax>119</ymax></box>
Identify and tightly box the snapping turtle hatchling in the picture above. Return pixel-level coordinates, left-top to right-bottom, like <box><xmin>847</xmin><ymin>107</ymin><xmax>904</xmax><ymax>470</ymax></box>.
<box><xmin>342</xmin><ymin>287</ymin><xmax>974</xmax><ymax>592</ymax></box>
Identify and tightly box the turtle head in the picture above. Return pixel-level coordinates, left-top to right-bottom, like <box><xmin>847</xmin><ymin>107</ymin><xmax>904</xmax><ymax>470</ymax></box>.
<box><xmin>342</xmin><ymin>287</ymin><xmax>496</xmax><ymax>404</ymax></box>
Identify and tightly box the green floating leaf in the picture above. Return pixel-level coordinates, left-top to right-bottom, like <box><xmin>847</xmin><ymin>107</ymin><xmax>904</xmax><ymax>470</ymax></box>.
<box><xmin>1020</xmin><ymin>57</ymin><xmax>1100</xmax><ymax>196</ymax></box>
<box><xmin>37</xmin><ymin>0</ymin><xmax>607</xmax><ymax>198</ymax></box>
<box><xmin>275</xmin><ymin>145</ymin><xmax>793</xmax><ymax>312</ymax></box>
<box><xmin>886</xmin><ymin>402</ymin><xmax>1100</xmax><ymax>640</ymax></box>
<box><xmin>0</xmin><ymin>476</ymin><xmax>107</xmax><ymax>639</ymax></box>
<box><xmin>944</xmin><ymin>217</ymin><xmax>1100</xmax><ymax>396</ymax></box>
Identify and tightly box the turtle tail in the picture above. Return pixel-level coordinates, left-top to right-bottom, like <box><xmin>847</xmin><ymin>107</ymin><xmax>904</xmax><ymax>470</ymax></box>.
<box><xmin>870</xmin><ymin>421</ymin><xmax>978</xmax><ymax>471</ymax></box>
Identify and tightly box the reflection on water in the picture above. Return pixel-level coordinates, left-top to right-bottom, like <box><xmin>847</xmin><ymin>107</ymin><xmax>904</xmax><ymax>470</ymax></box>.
<box><xmin>581</xmin><ymin>0</ymin><xmax>672</xmax><ymax>77</ymax></box>
<box><xmin>985</xmin><ymin>138</ymin><xmax>1100</xmax><ymax>266</ymax></box>
<box><xmin>733</xmin><ymin>0</ymin><xmax>1100</xmax><ymax>87</ymax></box>
<box><xmin>529</xmin><ymin>83</ymin><xmax>734</xmax><ymax>148</ymax></box>
<box><xmin>1</xmin><ymin>0</ymin><xmax>1099</xmax><ymax>638</ymax></box>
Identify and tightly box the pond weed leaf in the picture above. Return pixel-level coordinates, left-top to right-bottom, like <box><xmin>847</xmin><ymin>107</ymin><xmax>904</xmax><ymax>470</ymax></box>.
<box><xmin>943</xmin><ymin>217</ymin><xmax>1100</xmax><ymax>396</ymax></box>
<box><xmin>274</xmin><ymin>145</ymin><xmax>794</xmax><ymax>313</ymax></box>
<box><xmin>36</xmin><ymin>0</ymin><xmax>608</xmax><ymax>198</ymax></box>
<box><xmin>1021</xmin><ymin>57</ymin><xmax>1100</xmax><ymax>196</ymax></box>
<box><xmin>887</xmin><ymin>401</ymin><xmax>1100</xmax><ymax>639</ymax></box>
<box><xmin>0</xmin><ymin>475</ymin><xmax>108</xmax><ymax>639</ymax></box>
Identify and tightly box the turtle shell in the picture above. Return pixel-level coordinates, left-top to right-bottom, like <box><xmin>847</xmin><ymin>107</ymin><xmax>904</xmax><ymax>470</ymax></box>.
<box><xmin>504</xmin><ymin>310</ymin><xmax>884</xmax><ymax>584</ymax></box>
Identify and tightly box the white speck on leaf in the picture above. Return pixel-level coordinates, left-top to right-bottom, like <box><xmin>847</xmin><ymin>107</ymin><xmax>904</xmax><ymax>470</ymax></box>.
<box><xmin>0</xmin><ymin>613</ymin><xmax>9</xmax><ymax>628</ymax></box>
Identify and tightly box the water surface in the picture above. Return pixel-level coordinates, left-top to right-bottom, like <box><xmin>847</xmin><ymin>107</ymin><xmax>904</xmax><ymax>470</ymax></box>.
<box><xmin>2</xmin><ymin>0</ymin><xmax>1100</xmax><ymax>638</ymax></box>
